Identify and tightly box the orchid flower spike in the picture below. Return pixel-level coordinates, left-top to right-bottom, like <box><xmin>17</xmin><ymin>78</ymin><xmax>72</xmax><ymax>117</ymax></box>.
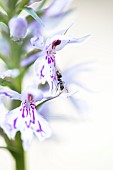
<box><xmin>0</xmin><ymin>85</ymin><xmax>52</xmax><ymax>150</ymax></box>
<box><xmin>31</xmin><ymin>29</ymin><xmax>90</xmax><ymax>94</ymax></box>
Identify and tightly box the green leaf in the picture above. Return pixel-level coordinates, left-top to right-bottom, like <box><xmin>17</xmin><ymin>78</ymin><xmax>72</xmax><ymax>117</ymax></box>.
<box><xmin>22</xmin><ymin>7</ymin><xmax>44</xmax><ymax>26</ymax></box>
<box><xmin>0</xmin><ymin>1</ymin><xmax>8</xmax><ymax>13</ymax></box>
<box><xmin>16</xmin><ymin>0</ymin><xmax>30</xmax><ymax>9</ymax></box>
<box><xmin>0</xmin><ymin>9</ymin><xmax>8</xmax><ymax>24</ymax></box>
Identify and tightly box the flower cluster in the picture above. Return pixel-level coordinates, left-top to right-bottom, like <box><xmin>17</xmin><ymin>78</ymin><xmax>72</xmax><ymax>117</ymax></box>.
<box><xmin>0</xmin><ymin>0</ymin><xmax>89</xmax><ymax>154</ymax></box>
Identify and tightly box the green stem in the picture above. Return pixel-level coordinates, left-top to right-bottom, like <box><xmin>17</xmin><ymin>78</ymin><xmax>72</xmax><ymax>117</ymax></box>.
<box><xmin>15</xmin><ymin>148</ymin><xmax>26</xmax><ymax>170</ymax></box>
<box><xmin>0</xmin><ymin>128</ymin><xmax>26</xmax><ymax>170</ymax></box>
<box><xmin>11</xmin><ymin>132</ymin><xmax>26</xmax><ymax>170</ymax></box>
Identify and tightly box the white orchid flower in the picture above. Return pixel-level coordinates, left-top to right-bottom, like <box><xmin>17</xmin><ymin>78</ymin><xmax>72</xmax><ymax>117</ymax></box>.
<box><xmin>0</xmin><ymin>85</ymin><xmax>52</xmax><ymax>150</ymax></box>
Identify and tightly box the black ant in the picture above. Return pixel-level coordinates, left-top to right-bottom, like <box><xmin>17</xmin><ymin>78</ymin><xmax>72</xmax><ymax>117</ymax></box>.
<box><xmin>56</xmin><ymin>70</ymin><xmax>65</xmax><ymax>91</ymax></box>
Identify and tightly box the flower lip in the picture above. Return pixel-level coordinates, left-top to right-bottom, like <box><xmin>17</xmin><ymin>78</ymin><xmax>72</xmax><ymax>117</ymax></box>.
<box><xmin>28</xmin><ymin>93</ymin><xmax>34</xmax><ymax>103</ymax></box>
<box><xmin>23</xmin><ymin>93</ymin><xmax>35</xmax><ymax>108</ymax></box>
<box><xmin>21</xmin><ymin>86</ymin><xmax>43</xmax><ymax>104</ymax></box>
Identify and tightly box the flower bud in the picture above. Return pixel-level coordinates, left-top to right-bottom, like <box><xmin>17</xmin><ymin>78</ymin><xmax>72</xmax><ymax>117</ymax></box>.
<box><xmin>8</xmin><ymin>16</ymin><xmax>27</xmax><ymax>39</ymax></box>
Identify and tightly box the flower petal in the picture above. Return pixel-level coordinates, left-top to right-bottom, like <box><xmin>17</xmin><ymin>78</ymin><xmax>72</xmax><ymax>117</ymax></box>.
<box><xmin>30</xmin><ymin>35</ymin><xmax>44</xmax><ymax>50</ymax></box>
<box><xmin>2</xmin><ymin>107</ymin><xmax>22</xmax><ymax>139</ymax></box>
<box><xmin>45</xmin><ymin>0</ymin><xmax>73</xmax><ymax>16</ymax></box>
<box><xmin>34</xmin><ymin>56</ymin><xmax>57</xmax><ymax>92</ymax></box>
<box><xmin>21</xmin><ymin>128</ymin><xmax>34</xmax><ymax>150</ymax></box>
<box><xmin>63</xmin><ymin>62</ymin><xmax>94</xmax><ymax>92</ymax></box>
<box><xmin>0</xmin><ymin>87</ymin><xmax>21</xmax><ymax>100</ymax></box>
<box><xmin>21</xmin><ymin>85</ymin><xmax>43</xmax><ymax>103</ymax></box>
<box><xmin>46</xmin><ymin>34</ymin><xmax>90</xmax><ymax>51</ymax></box>
<box><xmin>33</xmin><ymin>110</ymin><xmax>52</xmax><ymax>141</ymax></box>
<box><xmin>20</xmin><ymin>53</ymin><xmax>39</xmax><ymax>67</ymax></box>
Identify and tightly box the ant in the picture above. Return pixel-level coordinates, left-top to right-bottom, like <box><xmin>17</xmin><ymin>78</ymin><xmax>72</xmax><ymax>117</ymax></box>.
<box><xmin>56</xmin><ymin>70</ymin><xmax>65</xmax><ymax>91</ymax></box>
<box><xmin>56</xmin><ymin>70</ymin><xmax>77</xmax><ymax>97</ymax></box>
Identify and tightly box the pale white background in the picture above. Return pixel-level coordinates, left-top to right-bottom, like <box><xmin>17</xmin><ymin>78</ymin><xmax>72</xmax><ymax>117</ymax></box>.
<box><xmin>0</xmin><ymin>0</ymin><xmax>113</xmax><ymax>170</ymax></box>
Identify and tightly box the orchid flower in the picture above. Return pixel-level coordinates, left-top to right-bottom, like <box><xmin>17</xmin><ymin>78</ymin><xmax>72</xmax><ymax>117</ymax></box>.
<box><xmin>0</xmin><ymin>86</ymin><xmax>52</xmax><ymax>150</ymax></box>
<box><xmin>31</xmin><ymin>30</ymin><xmax>90</xmax><ymax>93</ymax></box>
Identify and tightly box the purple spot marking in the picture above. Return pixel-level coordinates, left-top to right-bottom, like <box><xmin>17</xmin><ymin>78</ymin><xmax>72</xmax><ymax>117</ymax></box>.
<box><xmin>52</xmin><ymin>39</ymin><xmax>61</xmax><ymax>49</ymax></box>
<box><xmin>37</xmin><ymin>121</ymin><xmax>45</xmax><ymax>134</ymax></box>
<box><xmin>31</xmin><ymin>108</ymin><xmax>35</xmax><ymax>124</ymax></box>
<box><xmin>26</xmin><ymin>108</ymin><xmax>29</xmax><ymax>116</ymax></box>
<box><xmin>22</xmin><ymin>107</ymin><xmax>25</xmax><ymax>118</ymax></box>
<box><xmin>13</xmin><ymin>118</ymin><xmax>18</xmax><ymax>129</ymax></box>
<box><xmin>25</xmin><ymin>121</ymin><xmax>31</xmax><ymax>128</ymax></box>
<box><xmin>51</xmin><ymin>57</ymin><xmax>55</xmax><ymax>63</ymax></box>
<box><xmin>0</xmin><ymin>92</ymin><xmax>12</xmax><ymax>98</ymax></box>
<box><xmin>7</xmin><ymin>124</ymin><xmax>13</xmax><ymax>131</ymax></box>
<box><xmin>33</xmin><ymin>37</ymin><xmax>39</xmax><ymax>44</ymax></box>
<box><xmin>48</xmin><ymin>57</ymin><xmax>51</xmax><ymax>64</ymax></box>
<box><xmin>40</xmin><ymin>65</ymin><xmax>45</xmax><ymax>77</ymax></box>
<box><xmin>25</xmin><ymin>107</ymin><xmax>35</xmax><ymax>128</ymax></box>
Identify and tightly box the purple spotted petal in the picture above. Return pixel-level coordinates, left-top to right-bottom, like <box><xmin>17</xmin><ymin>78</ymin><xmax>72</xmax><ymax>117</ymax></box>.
<box><xmin>2</xmin><ymin>104</ymin><xmax>51</xmax><ymax>150</ymax></box>
<box><xmin>0</xmin><ymin>83</ymin><xmax>52</xmax><ymax>150</ymax></box>
<box><xmin>46</xmin><ymin>34</ymin><xmax>90</xmax><ymax>51</ymax></box>
<box><xmin>0</xmin><ymin>87</ymin><xmax>21</xmax><ymax>100</ymax></box>
<box><xmin>21</xmin><ymin>85</ymin><xmax>43</xmax><ymax>103</ymax></box>
<box><xmin>33</xmin><ymin>110</ymin><xmax>52</xmax><ymax>141</ymax></box>
<box><xmin>2</xmin><ymin>107</ymin><xmax>22</xmax><ymax>139</ymax></box>
<box><xmin>34</xmin><ymin>56</ymin><xmax>57</xmax><ymax>92</ymax></box>
<box><xmin>21</xmin><ymin>110</ymin><xmax>52</xmax><ymax>150</ymax></box>
<box><xmin>30</xmin><ymin>35</ymin><xmax>44</xmax><ymax>50</ymax></box>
